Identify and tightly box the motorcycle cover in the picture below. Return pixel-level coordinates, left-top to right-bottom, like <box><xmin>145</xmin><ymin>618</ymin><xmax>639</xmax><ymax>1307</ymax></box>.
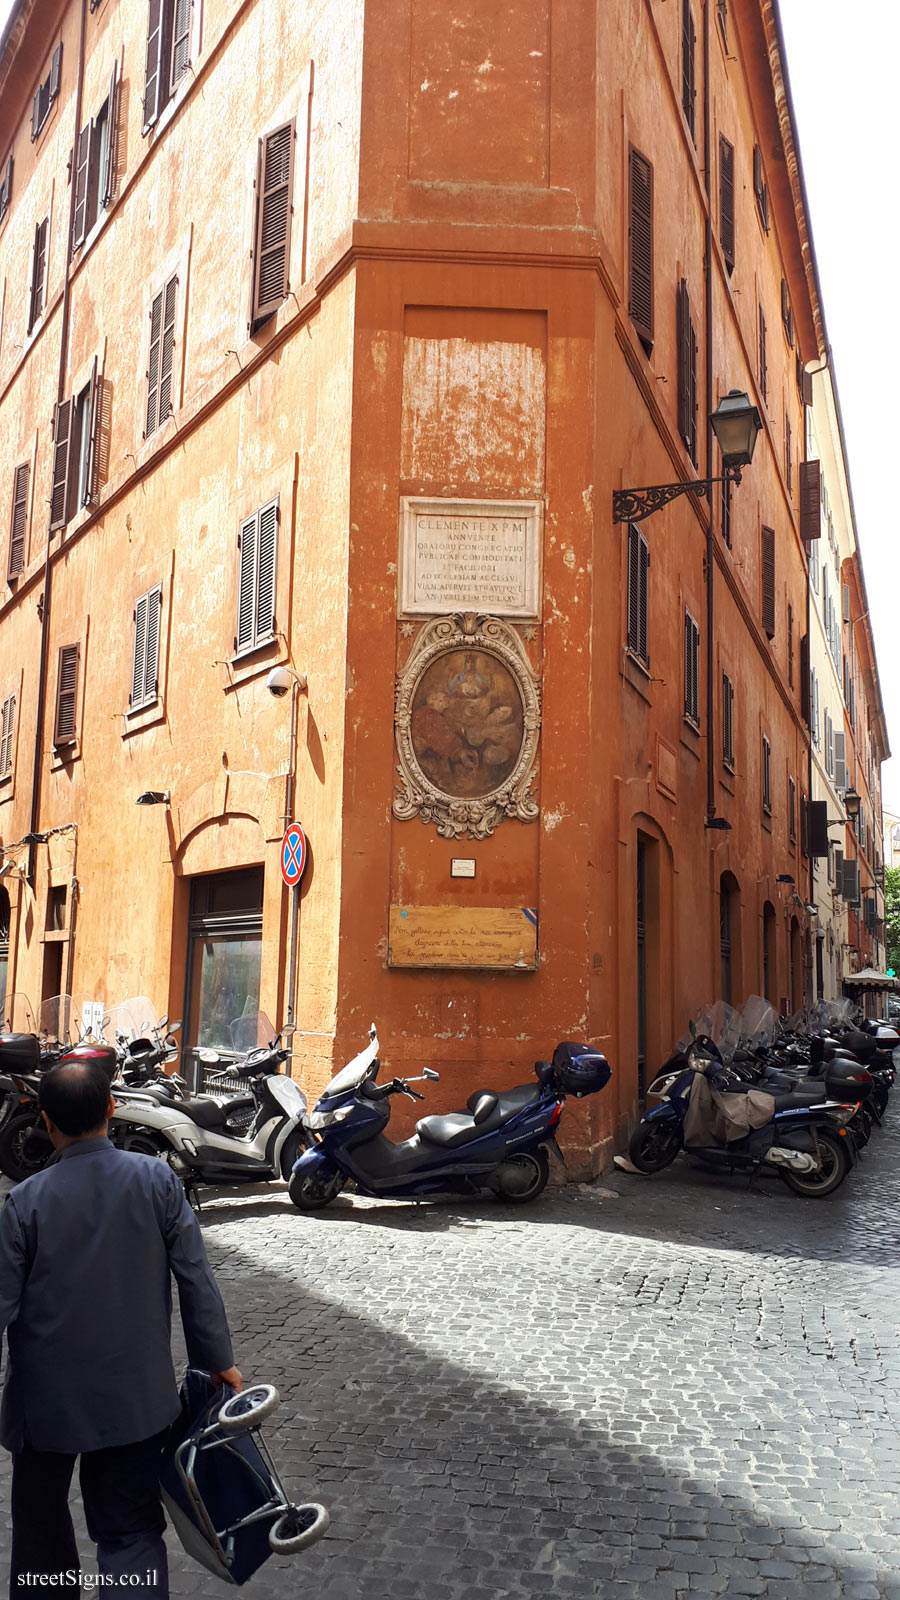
<box><xmin>682</xmin><ymin>1073</ymin><xmax>775</xmax><ymax>1148</ymax></box>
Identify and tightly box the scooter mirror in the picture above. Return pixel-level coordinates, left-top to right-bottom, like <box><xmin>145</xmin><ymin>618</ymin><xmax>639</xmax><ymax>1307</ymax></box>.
<box><xmin>169</xmin><ymin>1020</ymin><xmax>182</xmax><ymax>1033</ymax></box>
<box><xmin>423</xmin><ymin>1068</ymin><xmax>440</xmax><ymax>1081</ymax></box>
<box><xmin>198</xmin><ymin>1049</ymin><xmax>220</xmax><ymax>1064</ymax></box>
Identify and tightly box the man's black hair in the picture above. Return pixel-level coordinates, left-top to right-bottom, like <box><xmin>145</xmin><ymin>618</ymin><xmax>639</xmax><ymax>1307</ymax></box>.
<box><xmin>38</xmin><ymin>1062</ymin><xmax>112</xmax><ymax>1137</ymax></box>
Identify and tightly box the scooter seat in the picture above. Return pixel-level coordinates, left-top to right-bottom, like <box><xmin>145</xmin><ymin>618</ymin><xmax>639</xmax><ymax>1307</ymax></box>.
<box><xmin>179</xmin><ymin>1094</ymin><xmax>256</xmax><ymax>1131</ymax></box>
<box><xmin>772</xmin><ymin>1088</ymin><xmax>830</xmax><ymax>1112</ymax></box>
<box><xmin>418</xmin><ymin>1084</ymin><xmax>538</xmax><ymax>1149</ymax></box>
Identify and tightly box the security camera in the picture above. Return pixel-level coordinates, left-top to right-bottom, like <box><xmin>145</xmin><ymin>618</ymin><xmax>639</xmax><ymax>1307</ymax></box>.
<box><xmin>265</xmin><ymin>666</ymin><xmax>307</xmax><ymax>697</ymax></box>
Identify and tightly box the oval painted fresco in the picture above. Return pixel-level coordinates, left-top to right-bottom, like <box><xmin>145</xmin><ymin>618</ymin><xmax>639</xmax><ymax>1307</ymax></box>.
<box><xmin>409</xmin><ymin>648</ymin><xmax>525</xmax><ymax>800</ymax></box>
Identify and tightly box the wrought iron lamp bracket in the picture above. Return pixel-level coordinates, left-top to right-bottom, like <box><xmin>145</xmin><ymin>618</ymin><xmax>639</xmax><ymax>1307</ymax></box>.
<box><xmin>613</xmin><ymin>465</ymin><xmax>742</xmax><ymax>524</ymax></box>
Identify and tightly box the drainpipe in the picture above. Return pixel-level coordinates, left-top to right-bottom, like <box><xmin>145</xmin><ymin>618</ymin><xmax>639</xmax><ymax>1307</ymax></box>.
<box><xmin>702</xmin><ymin>0</ymin><xmax>715</xmax><ymax>822</ymax></box>
<box><xmin>27</xmin><ymin>0</ymin><xmax>89</xmax><ymax>886</ymax></box>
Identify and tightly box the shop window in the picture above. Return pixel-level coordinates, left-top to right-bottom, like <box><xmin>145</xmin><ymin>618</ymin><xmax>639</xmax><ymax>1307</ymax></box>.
<box><xmin>185</xmin><ymin>867</ymin><xmax>264</xmax><ymax>1089</ymax></box>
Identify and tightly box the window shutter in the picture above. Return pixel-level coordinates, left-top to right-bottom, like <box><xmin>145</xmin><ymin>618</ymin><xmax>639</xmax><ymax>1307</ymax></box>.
<box><xmin>842</xmin><ymin>858</ymin><xmax>859</xmax><ymax>904</ymax></box>
<box><xmin>781</xmin><ymin>279</ymin><xmax>793</xmax><ymax>345</ymax></box>
<box><xmin>762</xmin><ymin>736</ymin><xmax>771</xmax><ymax>811</ymax></box>
<box><xmin>639</xmin><ymin>537</ymin><xmax>649</xmax><ymax>663</ymax></box>
<box><xmin>8</xmin><ymin>462</ymin><xmax>29</xmax><ymax>579</ymax></box>
<box><xmin>785</xmin><ymin>414</ymin><xmax>792</xmax><ymax>492</ymax></box>
<box><xmin>143</xmin><ymin>0</ymin><xmax>168</xmax><ymax>131</ymax></box>
<box><xmin>789</xmin><ymin>776</ymin><xmax>796</xmax><ymax>841</ymax></box>
<box><xmin>628</xmin><ymin>148</ymin><xmax>653</xmax><ymax>349</ymax></box>
<box><xmin>681</xmin><ymin>0</ymin><xmax>696</xmax><ymax>137</ymax></box>
<box><xmin>722</xmin><ymin>673</ymin><xmax>734</xmax><ymax>766</ymax></box>
<box><xmin>800</xmin><ymin>631</ymin><xmax>810</xmax><ymax>722</ymax></box>
<box><xmin>758</xmin><ymin>305</ymin><xmax>767</xmax><ymax>403</ymax></box>
<box><xmin>761</xmin><ymin>525</ymin><xmax>775</xmax><ymax>639</ymax></box>
<box><xmin>0</xmin><ymin>154</ymin><xmax>12</xmax><ymax>219</ymax></box>
<box><xmin>787</xmin><ymin>603</ymin><xmax>793</xmax><ymax>686</ymax></box>
<box><xmin>49</xmin><ymin>42</ymin><xmax>62</xmax><ymax>104</ymax></box>
<box><xmin>834</xmin><ymin>731</ymin><xmax>847</xmax><ymax>791</ymax></box>
<box><xmin>799</xmin><ymin>459</ymin><xmax>821</xmax><ymax>541</ymax></box>
<box><xmin>170</xmin><ymin>0</ymin><xmax>191</xmax><ymax>91</ymax></box>
<box><xmin>753</xmin><ymin>144</ymin><xmax>768</xmax><ymax>231</ymax></box>
<box><xmin>252</xmin><ymin>122</ymin><xmax>295</xmax><ymax>325</ymax></box>
<box><xmin>145</xmin><ymin>288</ymin><xmax>163</xmax><ymax>436</ymax></box>
<box><xmin>131</xmin><ymin>591</ymin><xmax>148</xmax><ymax>706</ymax></box>
<box><xmin>800</xmin><ymin>366</ymin><xmax>813</xmax><ymax>407</ymax></box>
<box><xmin>82</xmin><ymin>355</ymin><xmax>99</xmax><ymax>507</ymax></box>
<box><xmin>146</xmin><ymin>585</ymin><xmax>162</xmax><ymax>698</ymax></box>
<box><xmin>841</xmin><ymin>584</ymin><xmax>850</xmax><ymax>623</ymax></box>
<box><xmin>626</xmin><ymin>524</ymin><xmax>639</xmax><ymax>655</ymax></box>
<box><xmin>719</xmin><ymin>137</ymin><xmax>735</xmax><ymax>272</ymax></box>
<box><xmin>32</xmin><ymin>87</ymin><xmax>41</xmax><ymax>140</ymax></box>
<box><xmin>255</xmin><ymin>499</ymin><xmax>278</xmax><ymax>641</ymax></box>
<box><xmin>72</xmin><ymin>121</ymin><xmax>92</xmax><ymax>249</ymax></box>
<box><xmin>0</xmin><ymin>695</ymin><xmax>13</xmax><ymax>777</ymax></box>
<box><xmin>49</xmin><ymin>399</ymin><xmax>73</xmax><ymax>531</ymax></box>
<box><xmin>236</xmin><ymin>512</ymin><xmax>258</xmax><ymax>651</ymax></box>
<box><xmin>677</xmin><ymin>280</ymin><xmax>697</xmax><ymax>462</ymax></box>
<box><xmin>28</xmin><ymin>218</ymin><xmax>48</xmax><ymax>333</ymax></box>
<box><xmin>684</xmin><ymin>612</ymin><xmax>699</xmax><ymax>723</ymax></box>
<box><xmin>808</xmin><ymin>799</ymin><xmax>828</xmax><ymax>858</ymax></box>
<box><xmin>54</xmin><ymin>643</ymin><xmax>79</xmax><ymax>744</ymax></box>
<box><xmin>158</xmin><ymin>275</ymin><xmax>177</xmax><ymax>422</ymax></box>
<box><xmin>102</xmin><ymin>60</ymin><xmax>118</xmax><ymax>208</ymax></box>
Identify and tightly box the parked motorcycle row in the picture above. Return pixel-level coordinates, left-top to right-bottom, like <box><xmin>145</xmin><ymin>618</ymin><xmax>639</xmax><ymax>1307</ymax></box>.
<box><xmin>0</xmin><ymin>994</ymin><xmax>614</xmax><ymax>1208</ymax></box>
<box><xmin>626</xmin><ymin>995</ymin><xmax>897</xmax><ymax>1199</ymax></box>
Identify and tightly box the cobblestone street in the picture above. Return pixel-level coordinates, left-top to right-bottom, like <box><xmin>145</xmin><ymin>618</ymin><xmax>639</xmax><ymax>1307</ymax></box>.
<box><xmin>4</xmin><ymin>1105</ymin><xmax>900</xmax><ymax>1599</ymax></box>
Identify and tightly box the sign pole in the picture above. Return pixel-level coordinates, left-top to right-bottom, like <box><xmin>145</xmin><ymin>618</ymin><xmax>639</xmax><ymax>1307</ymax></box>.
<box><xmin>286</xmin><ymin>883</ymin><xmax>299</xmax><ymax>1032</ymax></box>
<box><xmin>280</xmin><ymin>821</ymin><xmax>308</xmax><ymax>1043</ymax></box>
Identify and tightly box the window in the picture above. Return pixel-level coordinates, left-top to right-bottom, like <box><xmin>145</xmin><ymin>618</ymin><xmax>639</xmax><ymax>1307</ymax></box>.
<box><xmin>797</xmin><ymin>351</ymin><xmax>812</xmax><ymax>406</ymax></box>
<box><xmin>785</xmin><ymin>414</ymin><xmax>792</xmax><ymax>494</ymax></box>
<box><xmin>145</xmin><ymin>276</ymin><xmax>177</xmax><ymax>438</ymax></box>
<box><xmin>626</xmin><ymin>524</ymin><xmax>649</xmax><ymax>668</ymax></box>
<box><xmin>753</xmin><ymin>143</ymin><xmax>769</xmax><ymax>232</ymax></box>
<box><xmin>824</xmin><ymin>709</ymin><xmax>833</xmax><ymax>778</ymax></box>
<box><xmin>676</xmin><ymin>279</ymin><xmax>698</xmax><ymax>464</ymax></box>
<box><xmin>762</xmin><ymin>735</ymin><xmax>771</xmax><ymax>813</ymax></box>
<box><xmin>130</xmin><ymin>584</ymin><xmax>162</xmax><ymax>710</ymax></box>
<box><xmin>758</xmin><ymin>305</ymin><xmax>767</xmax><ymax>405</ymax></box>
<box><xmin>761</xmin><ymin>525</ymin><xmax>775</xmax><ymax>640</ymax></box>
<box><xmin>717</xmin><ymin>0</ymin><xmax>728</xmax><ymax>46</ymax></box>
<box><xmin>789</xmin><ymin>776</ymin><xmax>796</xmax><ymax>843</ymax></box>
<box><xmin>681</xmin><ymin>0</ymin><xmax>696</xmax><ymax>139</ymax></box>
<box><xmin>0</xmin><ymin>695</ymin><xmax>15</xmax><ymax>779</ymax></box>
<box><xmin>31</xmin><ymin>43</ymin><xmax>62</xmax><ymax>141</ymax></box>
<box><xmin>720</xmin><ymin>472</ymin><xmax>731</xmax><ymax>548</ymax></box>
<box><xmin>53</xmin><ymin>644</ymin><xmax>79</xmax><ymax>747</ymax></box>
<box><xmin>235</xmin><ymin>499</ymin><xmax>279</xmax><ymax>654</ymax></box>
<box><xmin>683</xmin><ymin>611</ymin><xmax>700</xmax><ymax>726</ymax></box>
<box><xmin>722</xmin><ymin>672</ymin><xmax>734</xmax><ymax>769</ymax></box>
<box><xmin>787</xmin><ymin>603</ymin><xmax>794</xmax><ymax>687</ymax></box>
<box><xmin>49</xmin><ymin>358</ymin><xmax>100</xmax><ymax>532</ymax></box>
<box><xmin>72</xmin><ymin>64</ymin><xmax>118</xmax><ymax>250</ymax></box>
<box><xmin>143</xmin><ymin>0</ymin><xmax>192</xmax><ymax>131</ymax></box>
<box><xmin>0</xmin><ymin>154</ymin><xmax>12</xmax><ymax>224</ymax></box>
<box><xmin>185</xmin><ymin>867</ymin><xmax>264</xmax><ymax>1092</ymax></box>
<box><xmin>809</xmin><ymin>666</ymin><xmax>820</xmax><ymax>747</ymax></box>
<box><xmin>628</xmin><ymin>147</ymin><xmax>653</xmax><ymax>353</ymax></box>
<box><xmin>781</xmin><ymin>279</ymin><xmax>794</xmax><ymax>346</ymax></box>
<box><xmin>8</xmin><ymin>463</ymin><xmax>29</xmax><ymax>580</ymax></box>
<box><xmin>28</xmin><ymin>217</ymin><xmax>48</xmax><ymax>333</ymax></box>
<box><xmin>251</xmin><ymin>122</ymin><xmax>296</xmax><ymax>327</ymax></box>
<box><xmin>719</xmin><ymin>136</ymin><xmax>735</xmax><ymax>273</ymax></box>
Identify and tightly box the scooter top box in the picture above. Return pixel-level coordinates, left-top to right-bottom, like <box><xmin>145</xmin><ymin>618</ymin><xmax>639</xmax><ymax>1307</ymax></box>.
<box><xmin>0</xmin><ymin>1033</ymin><xmax>40</xmax><ymax>1072</ymax></box>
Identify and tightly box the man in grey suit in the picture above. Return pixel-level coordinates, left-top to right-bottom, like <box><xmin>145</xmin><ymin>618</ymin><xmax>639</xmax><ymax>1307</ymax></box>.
<box><xmin>0</xmin><ymin>1060</ymin><xmax>242</xmax><ymax>1597</ymax></box>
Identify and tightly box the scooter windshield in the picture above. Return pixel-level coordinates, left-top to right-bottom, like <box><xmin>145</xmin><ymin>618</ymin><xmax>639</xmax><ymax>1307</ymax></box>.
<box><xmin>322</xmin><ymin>1033</ymin><xmax>380</xmax><ymax>1098</ymax></box>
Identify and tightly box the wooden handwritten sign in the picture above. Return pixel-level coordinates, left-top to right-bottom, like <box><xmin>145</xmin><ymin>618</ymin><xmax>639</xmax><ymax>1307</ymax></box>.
<box><xmin>388</xmin><ymin>906</ymin><xmax>538</xmax><ymax>970</ymax></box>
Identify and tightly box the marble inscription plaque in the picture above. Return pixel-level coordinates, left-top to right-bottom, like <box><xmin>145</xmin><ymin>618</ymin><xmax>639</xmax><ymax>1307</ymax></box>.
<box><xmin>388</xmin><ymin>905</ymin><xmax>538</xmax><ymax>969</ymax></box>
<box><xmin>399</xmin><ymin>497</ymin><xmax>542</xmax><ymax>618</ymax></box>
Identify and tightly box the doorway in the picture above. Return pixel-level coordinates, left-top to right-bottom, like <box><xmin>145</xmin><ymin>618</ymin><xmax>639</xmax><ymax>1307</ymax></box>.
<box><xmin>183</xmin><ymin>866</ymin><xmax>264</xmax><ymax>1090</ymax></box>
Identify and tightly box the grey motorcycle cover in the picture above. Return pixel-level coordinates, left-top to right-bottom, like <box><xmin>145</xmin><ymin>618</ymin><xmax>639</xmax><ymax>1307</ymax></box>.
<box><xmin>682</xmin><ymin>1073</ymin><xmax>775</xmax><ymax>1148</ymax></box>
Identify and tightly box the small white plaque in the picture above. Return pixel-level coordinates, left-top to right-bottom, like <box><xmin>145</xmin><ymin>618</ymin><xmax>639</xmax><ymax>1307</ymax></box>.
<box><xmin>451</xmin><ymin>858</ymin><xmax>476</xmax><ymax>879</ymax></box>
<box><xmin>399</xmin><ymin>497</ymin><xmax>542</xmax><ymax>618</ymax></box>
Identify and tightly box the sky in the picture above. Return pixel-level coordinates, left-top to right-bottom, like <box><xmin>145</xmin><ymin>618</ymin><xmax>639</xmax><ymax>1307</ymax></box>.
<box><xmin>2</xmin><ymin>1</ymin><xmax>896</xmax><ymax>801</ymax></box>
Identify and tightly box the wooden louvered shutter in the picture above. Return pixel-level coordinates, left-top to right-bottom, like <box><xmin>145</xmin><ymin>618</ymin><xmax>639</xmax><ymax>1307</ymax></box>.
<box><xmin>83</xmin><ymin>355</ymin><xmax>99</xmax><ymax>506</ymax></box>
<box><xmin>800</xmin><ymin>366</ymin><xmax>813</xmax><ymax>407</ymax></box>
<box><xmin>0</xmin><ymin>154</ymin><xmax>12</xmax><ymax>218</ymax></box>
<box><xmin>49</xmin><ymin>399</ymin><xmax>73</xmax><ymax>531</ymax></box>
<box><xmin>628</xmin><ymin>148</ymin><xmax>653</xmax><ymax>350</ymax></box>
<box><xmin>131</xmin><ymin>591</ymin><xmax>148</xmax><ymax>706</ymax></box>
<box><xmin>781</xmin><ymin>279</ymin><xmax>793</xmax><ymax>345</ymax></box>
<box><xmin>8</xmin><ymin>463</ymin><xmax>29</xmax><ymax>578</ymax></box>
<box><xmin>49</xmin><ymin>42</ymin><xmax>62</xmax><ymax>104</ymax></box>
<box><xmin>54</xmin><ymin>643</ymin><xmax>79</xmax><ymax>745</ymax></box>
<box><xmin>834</xmin><ymin>731</ymin><xmax>847</xmax><ymax>792</ymax></box>
<box><xmin>761</xmin><ymin>525</ymin><xmax>775</xmax><ymax>639</ymax></box>
<box><xmin>799</xmin><ymin>459</ymin><xmax>821</xmax><ymax>541</ymax></box>
<box><xmin>28</xmin><ymin>219</ymin><xmax>47</xmax><ymax>333</ymax></box>
<box><xmin>143</xmin><ymin>0</ymin><xmax>168</xmax><ymax>131</ymax></box>
<box><xmin>722</xmin><ymin>674</ymin><xmax>733</xmax><ymax>766</ymax></box>
<box><xmin>170</xmin><ymin>0</ymin><xmax>191</xmax><ymax>91</ymax></box>
<box><xmin>158</xmin><ymin>276</ymin><xmax>177</xmax><ymax>422</ymax></box>
<box><xmin>787</xmin><ymin>603</ymin><xmax>793</xmax><ymax>686</ymax></box>
<box><xmin>753</xmin><ymin>144</ymin><xmax>768</xmax><ymax>230</ymax></box>
<box><xmin>102</xmin><ymin>60</ymin><xmax>118</xmax><ymax>208</ymax></box>
<box><xmin>719</xmin><ymin>137</ymin><xmax>735</xmax><ymax>272</ymax></box>
<box><xmin>146</xmin><ymin>288</ymin><xmax>163</xmax><ymax>435</ymax></box>
<box><xmin>0</xmin><ymin>696</ymin><xmax>13</xmax><ymax>777</ymax></box>
<box><xmin>236</xmin><ymin>512</ymin><xmax>258</xmax><ymax>652</ymax></box>
<box><xmin>681</xmin><ymin>0</ymin><xmax>695</xmax><ymax>138</ymax></box>
<box><xmin>252</xmin><ymin>122</ymin><xmax>295</xmax><ymax>325</ymax></box>
<box><xmin>72</xmin><ymin>121</ymin><xmax>92</xmax><ymax>249</ymax></box>
<box><xmin>638</xmin><ymin>534</ymin><xmax>650</xmax><ymax>664</ymax></box>
<box><xmin>255</xmin><ymin>499</ymin><xmax>278</xmax><ymax>641</ymax></box>
<box><xmin>808</xmin><ymin>799</ymin><xmax>828</xmax><ymax>858</ymax></box>
<box><xmin>32</xmin><ymin>87</ymin><xmax>41</xmax><ymax>140</ymax></box>
<box><xmin>677</xmin><ymin>280</ymin><xmax>689</xmax><ymax>449</ymax></box>
<box><xmin>758</xmin><ymin>305</ymin><xmax>767</xmax><ymax>403</ymax></box>
<box><xmin>145</xmin><ymin>585</ymin><xmax>162</xmax><ymax>698</ymax></box>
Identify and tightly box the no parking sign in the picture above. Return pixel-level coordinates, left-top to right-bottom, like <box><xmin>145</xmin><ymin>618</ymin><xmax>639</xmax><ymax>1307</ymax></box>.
<box><xmin>280</xmin><ymin>823</ymin><xmax>308</xmax><ymax>888</ymax></box>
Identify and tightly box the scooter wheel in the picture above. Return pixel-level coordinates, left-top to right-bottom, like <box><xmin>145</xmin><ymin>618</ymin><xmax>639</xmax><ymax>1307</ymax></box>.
<box><xmin>492</xmin><ymin>1147</ymin><xmax>550</xmax><ymax>1203</ymax></box>
<box><xmin>781</xmin><ymin>1129</ymin><xmax>850</xmax><ymax>1198</ymax></box>
<box><xmin>627</xmin><ymin>1123</ymin><xmax>681</xmax><ymax>1174</ymax></box>
<box><xmin>269</xmin><ymin>1503</ymin><xmax>330</xmax><ymax>1553</ymax></box>
<box><xmin>218</xmin><ymin>1384</ymin><xmax>279</xmax><ymax>1431</ymax></box>
<box><xmin>0</xmin><ymin>1111</ymin><xmax>52</xmax><ymax>1182</ymax></box>
<box><xmin>288</xmin><ymin>1165</ymin><xmax>344</xmax><ymax>1210</ymax></box>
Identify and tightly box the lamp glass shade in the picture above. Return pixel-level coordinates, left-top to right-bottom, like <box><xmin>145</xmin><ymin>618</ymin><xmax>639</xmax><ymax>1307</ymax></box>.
<box><xmin>844</xmin><ymin>788</ymin><xmax>861</xmax><ymax>818</ymax></box>
<box><xmin>710</xmin><ymin>390</ymin><xmax>763</xmax><ymax>468</ymax></box>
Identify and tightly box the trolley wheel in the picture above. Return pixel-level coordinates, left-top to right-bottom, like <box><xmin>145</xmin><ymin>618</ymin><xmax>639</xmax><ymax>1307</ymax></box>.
<box><xmin>217</xmin><ymin>1383</ymin><xmax>279</xmax><ymax>1431</ymax></box>
<box><xmin>269</xmin><ymin>1502</ymin><xmax>330</xmax><ymax>1553</ymax></box>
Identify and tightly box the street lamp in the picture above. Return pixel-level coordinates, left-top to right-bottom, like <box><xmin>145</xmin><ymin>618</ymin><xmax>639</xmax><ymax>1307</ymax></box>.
<box><xmin>613</xmin><ymin>389</ymin><xmax>763</xmax><ymax>523</ymax></box>
<box><xmin>843</xmin><ymin>788</ymin><xmax>861</xmax><ymax>820</ymax></box>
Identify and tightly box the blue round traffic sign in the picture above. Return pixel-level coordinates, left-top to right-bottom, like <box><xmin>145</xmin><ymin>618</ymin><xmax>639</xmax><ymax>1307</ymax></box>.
<box><xmin>281</xmin><ymin>823</ymin><xmax>308</xmax><ymax>887</ymax></box>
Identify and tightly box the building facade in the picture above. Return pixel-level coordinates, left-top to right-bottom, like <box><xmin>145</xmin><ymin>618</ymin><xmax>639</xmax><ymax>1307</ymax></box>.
<box><xmin>0</xmin><ymin>0</ymin><xmax>888</xmax><ymax>1170</ymax></box>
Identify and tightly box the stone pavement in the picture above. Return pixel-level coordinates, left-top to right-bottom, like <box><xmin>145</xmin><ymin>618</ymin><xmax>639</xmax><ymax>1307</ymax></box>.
<box><xmin>3</xmin><ymin>1103</ymin><xmax>900</xmax><ymax>1599</ymax></box>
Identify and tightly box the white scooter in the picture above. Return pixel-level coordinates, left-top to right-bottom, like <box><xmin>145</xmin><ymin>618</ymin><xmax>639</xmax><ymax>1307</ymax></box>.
<box><xmin>108</xmin><ymin>1013</ymin><xmax>308</xmax><ymax>1204</ymax></box>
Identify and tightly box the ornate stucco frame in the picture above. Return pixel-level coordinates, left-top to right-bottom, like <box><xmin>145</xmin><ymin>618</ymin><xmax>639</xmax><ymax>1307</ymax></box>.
<box><xmin>393</xmin><ymin>612</ymin><xmax>541</xmax><ymax>840</ymax></box>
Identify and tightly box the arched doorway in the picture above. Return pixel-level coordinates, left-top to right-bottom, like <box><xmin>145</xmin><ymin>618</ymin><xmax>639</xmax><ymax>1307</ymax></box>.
<box><xmin>762</xmin><ymin>901</ymin><xmax>776</xmax><ymax>1001</ymax></box>
<box><xmin>720</xmin><ymin>872</ymin><xmax>742</xmax><ymax>1006</ymax></box>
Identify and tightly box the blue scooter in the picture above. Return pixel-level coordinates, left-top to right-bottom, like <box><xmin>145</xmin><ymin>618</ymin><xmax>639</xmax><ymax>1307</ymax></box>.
<box><xmin>627</xmin><ymin>1035</ymin><xmax>858</xmax><ymax>1197</ymax></box>
<box><xmin>289</xmin><ymin>1026</ymin><xmax>611</xmax><ymax>1208</ymax></box>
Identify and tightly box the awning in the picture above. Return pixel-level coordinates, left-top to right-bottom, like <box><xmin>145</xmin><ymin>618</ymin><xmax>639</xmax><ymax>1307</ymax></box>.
<box><xmin>843</xmin><ymin>968</ymin><xmax>899</xmax><ymax>991</ymax></box>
